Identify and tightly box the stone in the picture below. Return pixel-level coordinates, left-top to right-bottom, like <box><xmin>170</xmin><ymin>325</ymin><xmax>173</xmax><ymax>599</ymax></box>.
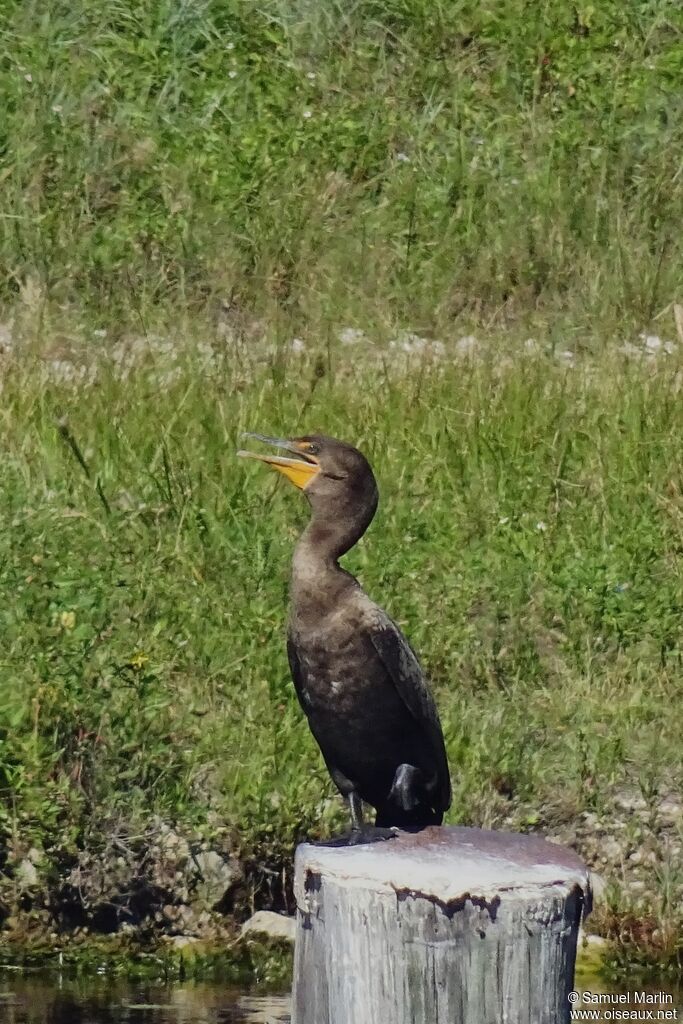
<box><xmin>241</xmin><ymin>910</ymin><xmax>296</xmax><ymax>943</ymax></box>
<box><xmin>166</xmin><ymin>935</ymin><xmax>200</xmax><ymax>949</ymax></box>
<box><xmin>582</xmin><ymin>933</ymin><xmax>608</xmax><ymax>949</ymax></box>
<box><xmin>15</xmin><ymin>858</ymin><xmax>39</xmax><ymax>888</ymax></box>
<box><xmin>157</xmin><ymin>827</ymin><xmax>191</xmax><ymax>862</ymax></box>
<box><xmin>588</xmin><ymin>871</ymin><xmax>608</xmax><ymax>903</ymax></box>
<box><xmin>658</xmin><ymin>796</ymin><xmax>683</xmax><ymax>824</ymax></box>
<box><xmin>600</xmin><ymin>837</ymin><xmax>623</xmax><ymax>864</ymax></box>
<box><xmin>576</xmin><ymin>931</ymin><xmax>609</xmax><ymax>973</ymax></box>
<box><xmin>612</xmin><ymin>789</ymin><xmax>647</xmax><ymax>814</ymax></box>
<box><xmin>190</xmin><ymin>850</ymin><xmax>240</xmax><ymax>909</ymax></box>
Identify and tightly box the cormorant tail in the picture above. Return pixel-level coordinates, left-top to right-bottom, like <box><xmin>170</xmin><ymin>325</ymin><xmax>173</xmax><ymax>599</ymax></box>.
<box><xmin>374</xmin><ymin>804</ymin><xmax>444</xmax><ymax>829</ymax></box>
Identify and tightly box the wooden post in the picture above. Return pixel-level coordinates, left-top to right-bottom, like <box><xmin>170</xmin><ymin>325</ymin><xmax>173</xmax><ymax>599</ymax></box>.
<box><xmin>292</xmin><ymin>826</ymin><xmax>591</xmax><ymax>1024</ymax></box>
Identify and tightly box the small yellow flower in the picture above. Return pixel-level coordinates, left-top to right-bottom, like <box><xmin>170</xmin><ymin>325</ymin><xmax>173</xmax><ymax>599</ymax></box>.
<box><xmin>129</xmin><ymin>651</ymin><xmax>149</xmax><ymax>670</ymax></box>
<box><xmin>60</xmin><ymin>611</ymin><xmax>76</xmax><ymax>630</ymax></box>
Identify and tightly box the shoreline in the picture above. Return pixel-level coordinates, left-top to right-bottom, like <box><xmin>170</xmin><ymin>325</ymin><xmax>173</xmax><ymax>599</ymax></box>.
<box><xmin>2</xmin><ymin>796</ymin><xmax>682</xmax><ymax>981</ymax></box>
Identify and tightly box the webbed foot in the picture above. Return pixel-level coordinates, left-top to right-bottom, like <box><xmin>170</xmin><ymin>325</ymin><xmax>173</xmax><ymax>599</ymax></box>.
<box><xmin>312</xmin><ymin>825</ymin><xmax>398</xmax><ymax>848</ymax></box>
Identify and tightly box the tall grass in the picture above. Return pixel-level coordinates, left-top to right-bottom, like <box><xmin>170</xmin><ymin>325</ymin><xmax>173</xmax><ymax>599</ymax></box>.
<box><xmin>1</xmin><ymin>348</ymin><xmax>682</xmax><ymax>856</ymax></box>
<box><xmin>1</xmin><ymin>0</ymin><xmax>682</xmax><ymax>970</ymax></box>
<box><xmin>1</xmin><ymin>0</ymin><xmax>682</xmax><ymax>334</ymax></box>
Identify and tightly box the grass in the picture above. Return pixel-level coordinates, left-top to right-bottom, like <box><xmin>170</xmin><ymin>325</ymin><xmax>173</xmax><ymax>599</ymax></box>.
<box><xmin>0</xmin><ymin>0</ymin><xmax>682</xmax><ymax>335</ymax></box>
<box><xmin>1</xmin><ymin>339</ymin><xmax>683</xmax><ymax>966</ymax></box>
<box><xmin>1</xmin><ymin>0</ymin><xmax>683</xmax><ymax>977</ymax></box>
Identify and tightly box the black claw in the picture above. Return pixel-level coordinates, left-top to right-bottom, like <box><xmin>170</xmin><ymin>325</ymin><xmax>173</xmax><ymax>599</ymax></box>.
<box><xmin>313</xmin><ymin>825</ymin><xmax>398</xmax><ymax>848</ymax></box>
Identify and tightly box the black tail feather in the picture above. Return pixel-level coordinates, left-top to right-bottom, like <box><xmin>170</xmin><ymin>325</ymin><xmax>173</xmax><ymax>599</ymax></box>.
<box><xmin>375</xmin><ymin>762</ymin><xmax>444</xmax><ymax>828</ymax></box>
<box><xmin>374</xmin><ymin>804</ymin><xmax>443</xmax><ymax>829</ymax></box>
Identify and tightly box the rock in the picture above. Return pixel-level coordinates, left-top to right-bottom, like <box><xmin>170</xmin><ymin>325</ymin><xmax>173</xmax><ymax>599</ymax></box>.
<box><xmin>191</xmin><ymin>850</ymin><xmax>240</xmax><ymax>909</ymax></box>
<box><xmin>241</xmin><ymin>911</ymin><xmax>296</xmax><ymax>943</ymax></box>
<box><xmin>588</xmin><ymin>871</ymin><xmax>608</xmax><ymax>903</ymax></box>
<box><xmin>612</xmin><ymin>789</ymin><xmax>647</xmax><ymax>814</ymax></box>
<box><xmin>15</xmin><ymin>858</ymin><xmax>39</xmax><ymax>889</ymax></box>
<box><xmin>157</xmin><ymin>826</ymin><xmax>191</xmax><ymax>862</ymax></box>
<box><xmin>658</xmin><ymin>796</ymin><xmax>683</xmax><ymax>824</ymax></box>
<box><xmin>166</xmin><ymin>935</ymin><xmax>200</xmax><ymax>949</ymax></box>
<box><xmin>0</xmin><ymin>323</ymin><xmax>14</xmax><ymax>354</ymax></box>
<box><xmin>455</xmin><ymin>335</ymin><xmax>479</xmax><ymax>357</ymax></box>
<box><xmin>584</xmin><ymin>933</ymin><xmax>608</xmax><ymax>949</ymax></box>
<box><xmin>576</xmin><ymin>930</ymin><xmax>609</xmax><ymax>973</ymax></box>
<box><xmin>338</xmin><ymin>327</ymin><xmax>366</xmax><ymax>346</ymax></box>
<box><xmin>158</xmin><ymin>902</ymin><xmax>198</xmax><ymax>932</ymax></box>
<box><xmin>58</xmin><ymin>822</ymin><xmax>243</xmax><ymax>931</ymax></box>
<box><xmin>600</xmin><ymin>837</ymin><xmax>623</xmax><ymax>864</ymax></box>
<box><xmin>578</xmin><ymin>930</ymin><xmax>608</xmax><ymax>953</ymax></box>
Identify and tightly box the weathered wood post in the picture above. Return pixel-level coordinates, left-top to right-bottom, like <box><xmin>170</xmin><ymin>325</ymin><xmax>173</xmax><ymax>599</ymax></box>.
<box><xmin>292</xmin><ymin>826</ymin><xmax>591</xmax><ymax>1024</ymax></box>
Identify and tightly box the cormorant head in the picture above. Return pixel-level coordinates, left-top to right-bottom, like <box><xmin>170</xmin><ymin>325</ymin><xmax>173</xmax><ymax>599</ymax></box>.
<box><xmin>238</xmin><ymin>433</ymin><xmax>379</xmax><ymax>538</ymax></box>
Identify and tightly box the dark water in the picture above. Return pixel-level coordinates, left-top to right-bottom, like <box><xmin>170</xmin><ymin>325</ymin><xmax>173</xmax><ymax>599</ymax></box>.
<box><xmin>0</xmin><ymin>974</ymin><xmax>291</xmax><ymax>1024</ymax></box>
<box><xmin>0</xmin><ymin>971</ymin><xmax>680</xmax><ymax>1023</ymax></box>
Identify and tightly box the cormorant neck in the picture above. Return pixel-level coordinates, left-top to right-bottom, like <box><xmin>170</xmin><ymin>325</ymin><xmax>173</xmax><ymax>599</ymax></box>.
<box><xmin>304</xmin><ymin>509</ymin><xmax>369</xmax><ymax>563</ymax></box>
<box><xmin>290</xmin><ymin>501</ymin><xmax>375</xmax><ymax>613</ymax></box>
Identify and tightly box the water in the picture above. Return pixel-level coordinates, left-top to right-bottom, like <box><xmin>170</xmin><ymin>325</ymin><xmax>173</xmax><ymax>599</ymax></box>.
<box><xmin>0</xmin><ymin>974</ymin><xmax>291</xmax><ymax>1024</ymax></box>
<box><xmin>0</xmin><ymin>971</ymin><xmax>680</xmax><ymax>1023</ymax></box>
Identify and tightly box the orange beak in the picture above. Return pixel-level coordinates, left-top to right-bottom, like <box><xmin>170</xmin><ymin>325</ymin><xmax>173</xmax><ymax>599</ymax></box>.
<box><xmin>237</xmin><ymin>434</ymin><xmax>320</xmax><ymax>490</ymax></box>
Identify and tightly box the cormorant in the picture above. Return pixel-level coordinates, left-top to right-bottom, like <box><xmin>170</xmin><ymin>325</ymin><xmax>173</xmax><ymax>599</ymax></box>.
<box><xmin>238</xmin><ymin>433</ymin><xmax>451</xmax><ymax>842</ymax></box>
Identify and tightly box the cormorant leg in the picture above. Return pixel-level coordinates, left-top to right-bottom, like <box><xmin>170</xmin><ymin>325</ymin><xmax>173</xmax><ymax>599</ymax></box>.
<box><xmin>312</xmin><ymin>792</ymin><xmax>397</xmax><ymax>847</ymax></box>
<box><xmin>349</xmin><ymin>791</ymin><xmax>364</xmax><ymax>831</ymax></box>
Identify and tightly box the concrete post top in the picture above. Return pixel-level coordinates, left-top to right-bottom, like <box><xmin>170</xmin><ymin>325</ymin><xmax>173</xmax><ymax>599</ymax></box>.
<box><xmin>295</xmin><ymin>826</ymin><xmax>591</xmax><ymax>906</ymax></box>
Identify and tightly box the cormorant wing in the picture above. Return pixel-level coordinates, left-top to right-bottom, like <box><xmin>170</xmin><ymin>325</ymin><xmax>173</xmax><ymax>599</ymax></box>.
<box><xmin>369</xmin><ymin>613</ymin><xmax>452</xmax><ymax>814</ymax></box>
<box><xmin>287</xmin><ymin>637</ymin><xmax>306</xmax><ymax>706</ymax></box>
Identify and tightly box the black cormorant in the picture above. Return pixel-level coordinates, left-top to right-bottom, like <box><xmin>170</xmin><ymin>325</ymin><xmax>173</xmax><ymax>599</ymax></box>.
<box><xmin>238</xmin><ymin>433</ymin><xmax>451</xmax><ymax>842</ymax></box>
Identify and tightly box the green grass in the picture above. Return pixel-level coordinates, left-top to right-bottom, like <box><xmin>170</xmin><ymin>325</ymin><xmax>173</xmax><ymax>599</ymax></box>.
<box><xmin>1</xmin><ymin>344</ymin><xmax>682</xmax><ymax>958</ymax></box>
<box><xmin>1</xmin><ymin>0</ymin><xmax>683</xmax><ymax>974</ymax></box>
<box><xmin>1</xmin><ymin>0</ymin><xmax>682</xmax><ymax>335</ymax></box>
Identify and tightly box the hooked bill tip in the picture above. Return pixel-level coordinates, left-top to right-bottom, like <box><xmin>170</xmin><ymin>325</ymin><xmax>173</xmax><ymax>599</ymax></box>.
<box><xmin>240</xmin><ymin>431</ymin><xmax>286</xmax><ymax>445</ymax></box>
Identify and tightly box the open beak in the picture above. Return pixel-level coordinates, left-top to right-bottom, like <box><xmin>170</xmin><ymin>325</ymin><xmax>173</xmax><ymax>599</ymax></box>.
<box><xmin>237</xmin><ymin>433</ymin><xmax>320</xmax><ymax>490</ymax></box>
